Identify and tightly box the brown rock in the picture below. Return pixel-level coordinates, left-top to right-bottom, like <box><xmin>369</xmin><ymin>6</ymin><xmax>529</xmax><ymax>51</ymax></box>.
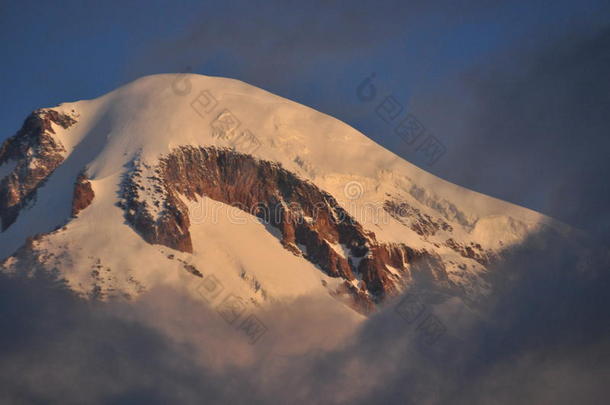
<box><xmin>118</xmin><ymin>146</ymin><xmax>455</xmax><ymax>310</ymax></box>
<box><xmin>0</xmin><ymin>109</ymin><xmax>76</xmax><ymax>230</ymax></box>
<box><xmin>71</xmin><ymin>172</ymin><xmax>95</xmax><ymax>217</ymax></box>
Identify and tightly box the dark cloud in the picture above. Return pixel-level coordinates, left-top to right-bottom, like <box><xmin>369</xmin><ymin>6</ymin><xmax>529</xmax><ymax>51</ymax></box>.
<box><xmin>0</xmin><ymin>271</ymin><xmax>220</xmax><ymax>404</ymax></box>
<box><xmin>306</xmin><ymin>228</ymin><xmax>610</xmax><ymax>405</ymax></box>
<box><xmin>0</xmin><ymin>269</ymin><xmax>362</xmax><ymax>404</ymax></box>
<box><xmin>416</xmin><ymin>21</ymin><xmax>610</xmax><ymax>244</ymax></box>
<box><xmin>1</xmin><ymin>227</ymin><xmax>608</xmax><ymax>404</ymax></box>
<box><xmin>127</xmin><ymin>0</ymin><xmax>501</xmax><ymax>84</ymax></box>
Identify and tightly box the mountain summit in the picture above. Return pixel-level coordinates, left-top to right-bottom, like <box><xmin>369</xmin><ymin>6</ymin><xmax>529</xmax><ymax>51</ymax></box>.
<box><xmin>0</xmin><ymin>74</ymin><xmax>568</xmax><ymax>314</ymax></box>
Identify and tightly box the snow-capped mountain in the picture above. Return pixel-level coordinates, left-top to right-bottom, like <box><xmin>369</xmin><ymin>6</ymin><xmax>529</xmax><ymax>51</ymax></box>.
<box><xmin>0</xmin><ymin>74</ymin><xmax>570</xmax><ymax>315</ymax></box>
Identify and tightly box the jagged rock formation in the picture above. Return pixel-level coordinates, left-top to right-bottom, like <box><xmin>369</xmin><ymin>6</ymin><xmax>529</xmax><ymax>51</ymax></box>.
<box><xmin>444</xmin><ymin>238</ymin><xmax>494</xmax><ymax>265</ymax></box>
<box><xmin>118</xmin><ymin>146</ymin><xmax>453</xmax><ymax>310</ymax></box>
<box><xmin>384</xmin><ymin>200</ymin><xmax>453</xmax><ymax>237</ymax></box>
<box><xmin>0</xmin><ymin>109</ymin><xmax>76</xmax><ymax>230</ymax></box>
<box><xmin>118</xmin><ymin>158</ymin><xmax>193</xmax><ymax>254</ymax></box>
<box><xmin>385</xmin><ymin>200</ymin><xmax>496</xmax><ymax>265</ymax></box>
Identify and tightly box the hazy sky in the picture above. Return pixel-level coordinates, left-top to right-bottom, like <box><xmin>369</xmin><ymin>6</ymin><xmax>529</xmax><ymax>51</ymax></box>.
<box><xmin>1</xmin><ymin>0</ymin><xmax>609</xmax><ymax>243</ymax></box>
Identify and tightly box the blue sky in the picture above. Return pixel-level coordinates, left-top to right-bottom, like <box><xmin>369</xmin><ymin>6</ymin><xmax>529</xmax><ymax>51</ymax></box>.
<box><xmin>2</xmin><ymin>0</ymin><xmax>609</xmax><ymax>242</ymax></box>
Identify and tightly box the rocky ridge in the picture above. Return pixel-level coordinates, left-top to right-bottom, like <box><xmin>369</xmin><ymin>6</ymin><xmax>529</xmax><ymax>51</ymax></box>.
<box><xmin>0</xmin><ymin>109</ymin><xmax>77</xmax><ymax>230</ymax></box>
<box><xmin>118</xmin><ymin>146</ymin><xmax>455</xmax><ymax>312</ymax></box>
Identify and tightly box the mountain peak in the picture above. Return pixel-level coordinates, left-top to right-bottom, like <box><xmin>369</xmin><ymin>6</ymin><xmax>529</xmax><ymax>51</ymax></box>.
<box><xmin>0</xmin><ymin>74</ymin><xmax>566</xmax><ymax>314</ymax></box>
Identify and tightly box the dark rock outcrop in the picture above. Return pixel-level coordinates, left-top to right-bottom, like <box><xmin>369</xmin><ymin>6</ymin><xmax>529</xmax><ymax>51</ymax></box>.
<box><xmin>118</xmin><ymin>146</ymin><xmax>453</xmax><ymax>312</ymax></box>
<box><xmin>384</xmin><ymin>200</ymin><xmax>453</xmax><ymax>237</ymax></box>
<box><xmin>445</xmin><ymin>238</ymin><xmax>494</xmax><ymax>265</ymax></box>
<box><xmin>71</xmin><ymin>172</ymin><xmax>95</xmax><ymax>217</ymax></box>
<box><xmin>0</xmin><ymin>109</ymin><xmax>76</xmax><ymax>230</ymax></box>
<box><xmin>118</xmin><ymin>159</ymin><xmax>193</xmax><ymax>253</ymax></box>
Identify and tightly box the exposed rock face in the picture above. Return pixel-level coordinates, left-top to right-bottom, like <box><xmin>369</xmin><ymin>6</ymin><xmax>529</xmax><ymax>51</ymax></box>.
<box><xmin>118</xmin><ymin>146</ymin><xmax>454</xmax><ymax>311</ymax></box>
<box><xmin>161</xmin><ymin>146</ymin><xmax>370</xmax><ymax>281</ymax></box>
<box><xmin>71</xmin><ymin>172</ymin><xmax>95</xmax><ymax>217</ymax></box>
<box><xmin>331</xmin><ymin>280</ymin><xmax>376</xmax><ymax>314</ymax></box>
<box><xmin>0</xmin><ymin>109</ymin><xmax>76</xmax><ymax>230</ymax></box>
<box><xmin>118</xmin><ymin>159</ymin><xmax>193</xmax><ymax>254</ymax></box>
<box><xmin>384</xmin><ymin>200</ymin><xmax>453</xmax><ymax>237</ymax></box>
<box><xmin>444</xmin><ymin>238</ymin><xmax>494</xmax><ymax>266</ymax></box>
